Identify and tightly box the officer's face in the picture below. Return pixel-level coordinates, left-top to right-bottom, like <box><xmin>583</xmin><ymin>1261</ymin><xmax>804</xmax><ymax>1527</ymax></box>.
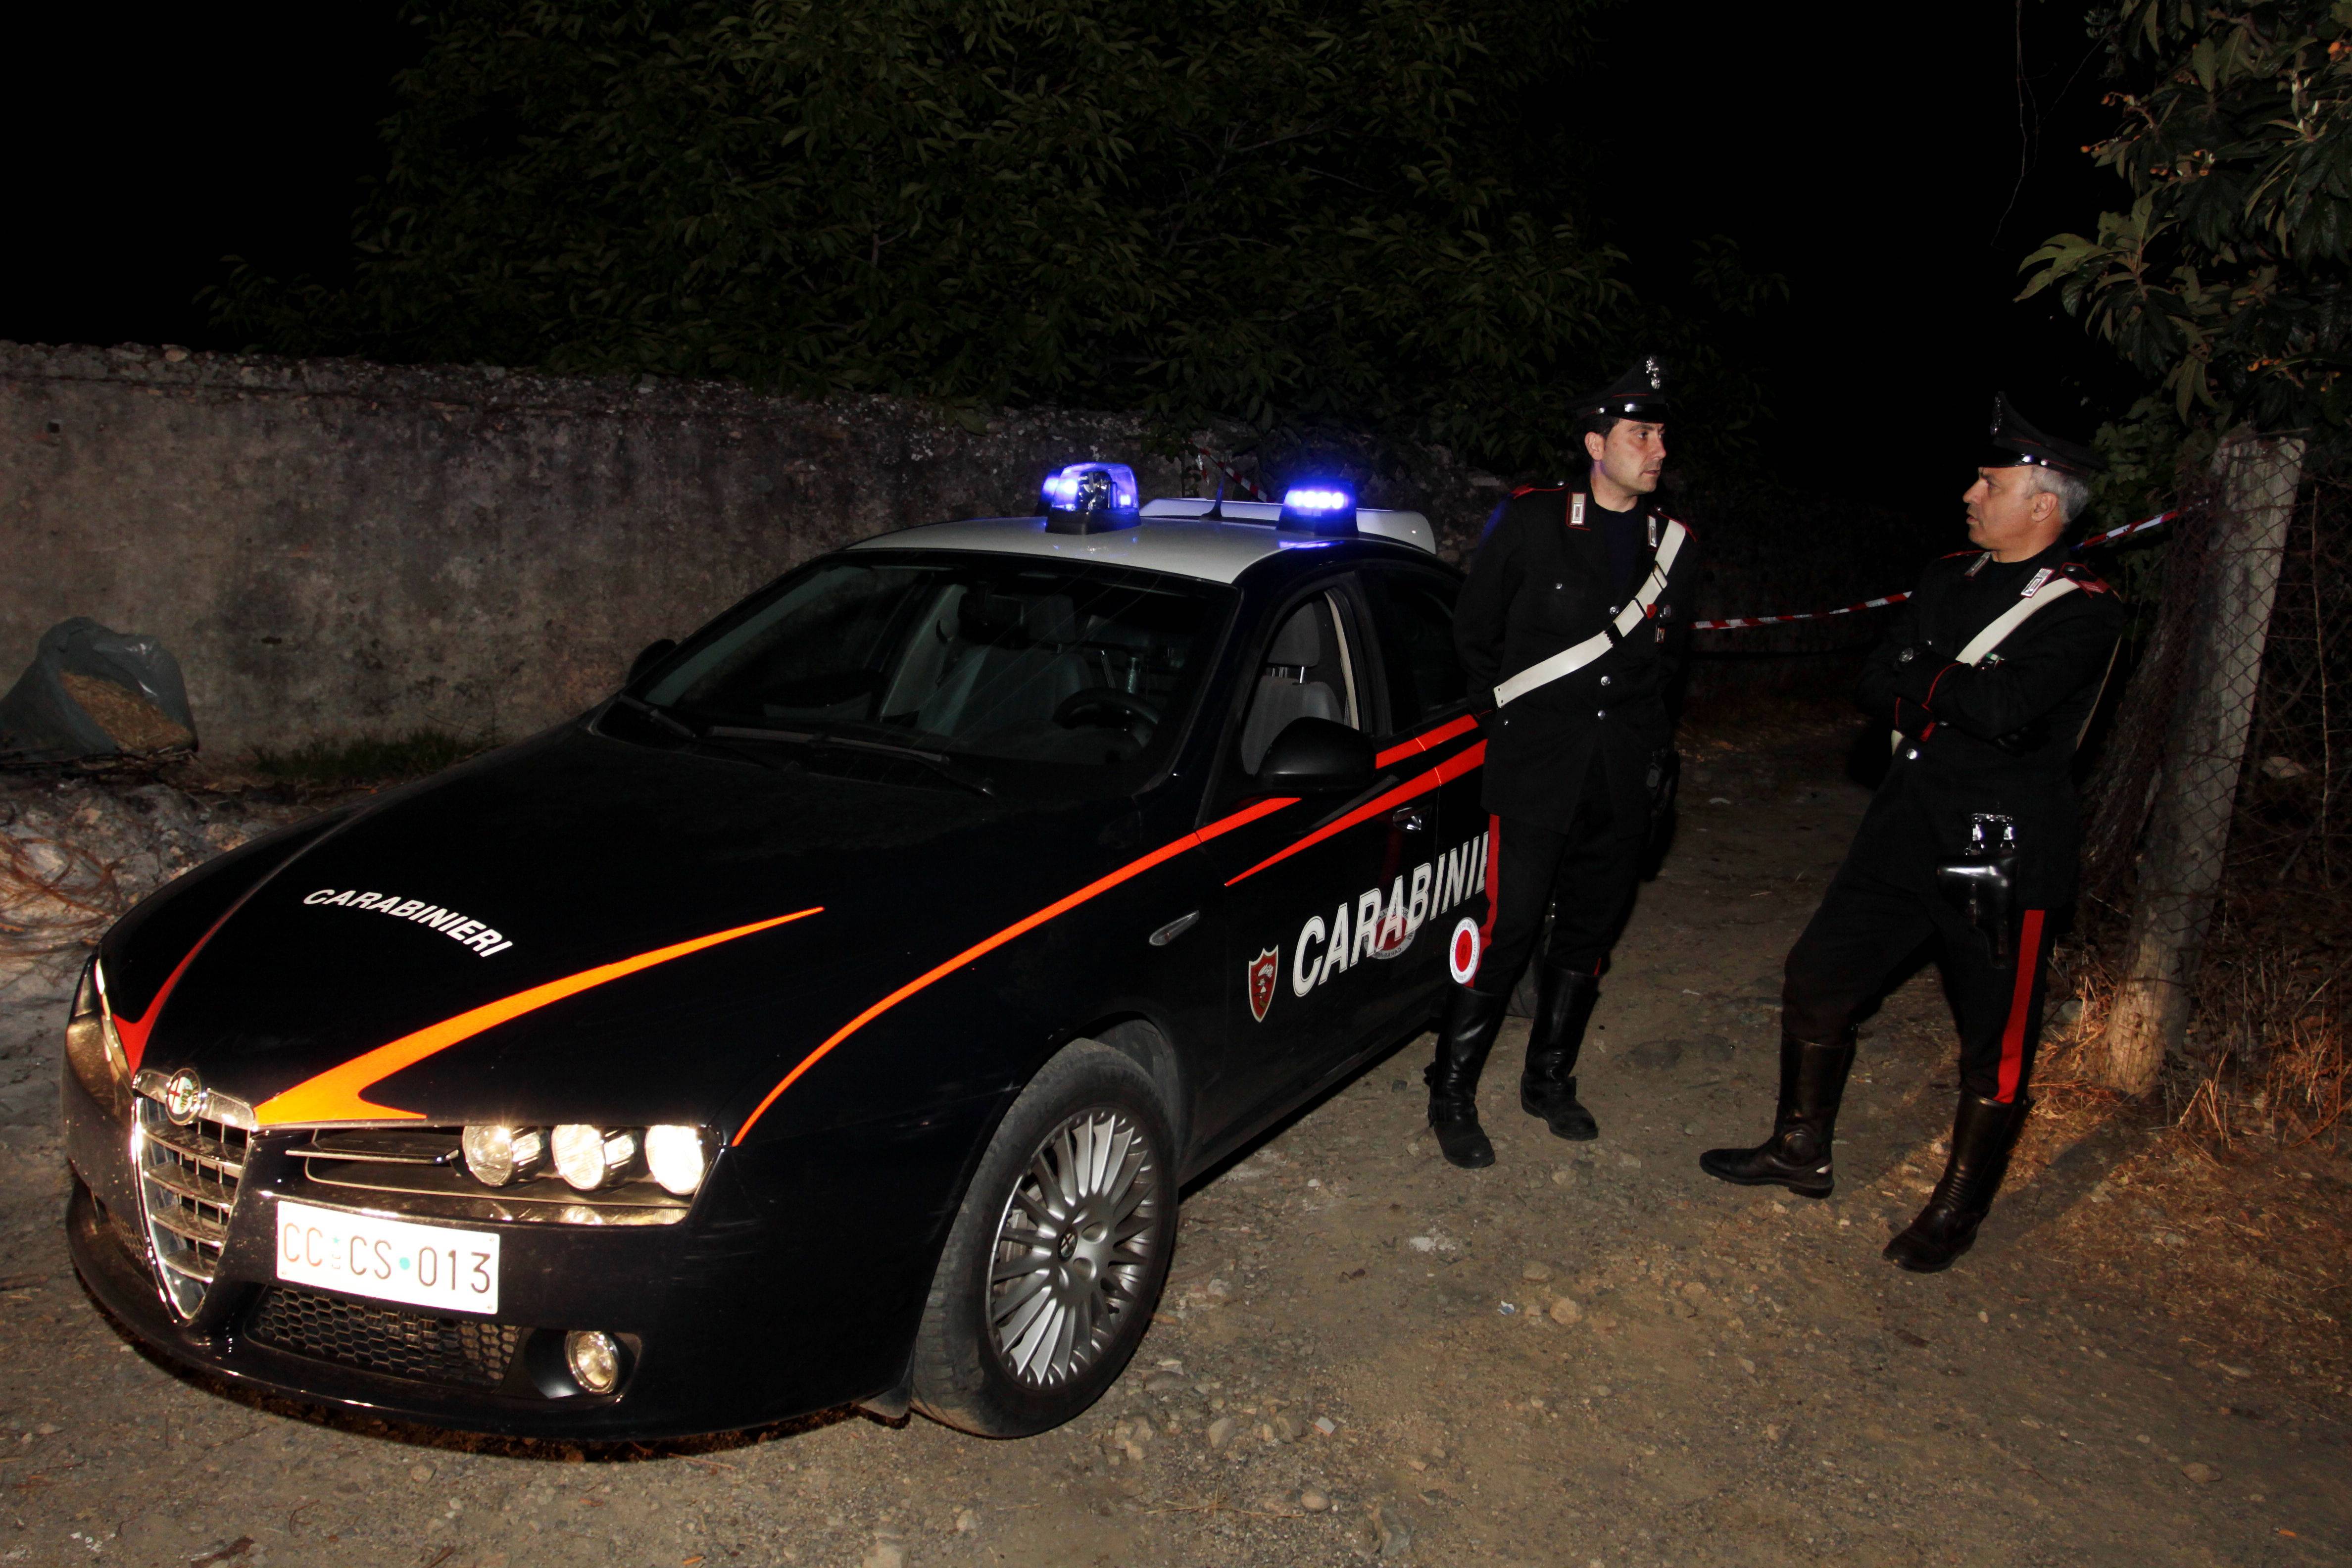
<box><xmin>1963</xmin><ymin>466</ymin><xmax>2062</xmax><ymax>560</ymax></box>
<box><xmin>1585</xmin><ymin>420</ymin><xmax>1666</xmax><ymax>496</ymax></box>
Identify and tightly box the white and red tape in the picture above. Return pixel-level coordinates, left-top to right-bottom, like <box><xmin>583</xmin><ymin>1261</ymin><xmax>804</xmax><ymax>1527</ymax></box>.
<box><xmin>1685</xmin><ymin>511</ymin><xmax>2170</xmax><ymax>632</ymax></box>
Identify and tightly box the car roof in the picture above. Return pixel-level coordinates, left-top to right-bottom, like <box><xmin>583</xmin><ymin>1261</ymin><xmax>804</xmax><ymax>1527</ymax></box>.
<box><xmin>847</xmin><ymin>499</ymin><xmax>1437</xmax><ymax>586</ymax></box>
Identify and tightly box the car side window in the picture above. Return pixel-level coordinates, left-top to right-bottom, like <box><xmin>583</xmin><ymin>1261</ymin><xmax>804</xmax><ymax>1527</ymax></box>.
<box><xmin>1367</xmin><ymin>569</ymin><xmax>1468</xmax><ymax>730</ymax></box>
<box><xmin>1235</xmin><ymin>589</ymin><xmax>1362</xmax><ymax>774</ymax></box>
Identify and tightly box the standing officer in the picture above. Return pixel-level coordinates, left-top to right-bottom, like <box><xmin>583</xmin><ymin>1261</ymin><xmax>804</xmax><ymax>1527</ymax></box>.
<box><xmin>1700</xmin><ymin>395</ymin><xmax>2123</xmax><ymax>1272</ymax></box>
<box><xmin>1427</xmin><ymin>356</ymin><xmax>1700</xmax><ymax>1168</ymax></box>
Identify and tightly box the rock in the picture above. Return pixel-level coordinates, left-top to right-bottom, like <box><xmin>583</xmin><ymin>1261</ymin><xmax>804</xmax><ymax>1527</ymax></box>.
<box><xmin>1314</xmin><ymin>1416</ymin><xmax>1337</xmax><ymax>1435</ymax></box>
<box><xmin>1521</xmin><ymin>1261</ymin><xmax>1553</xmax><ymax>1282</ymax></box>
<box><xmin>860</xmin><ymin>1543</ymin><xmax>906</xmax><ymax>1568</ymax></box>
<box><xmin>409</xmin><ymin>1465</ymin><xmax>434</xmax><ymax>1482</ymax></box>
<box><xmin>1207</xmin><ymin>1417</ymin><xmax>1237</xmax><ymax>1450</ymax></box>
<box><xmin>1549</xmin><ymin>1296</ymin><xmax>1583</xmax><ymax>1326</ymax></box>
<box><xmin>1144</xmin><ymin>1372</ymin><xmax>1188</xmax><ymax>1393</ymax></box>
<box><xmin>1374</xmin><ymin>1501</ymin><xmax>1412</xmax><ymax>1558</ymax></box>
<box><xmin>2182</xmin><ymin>1462</ymin><xmax>2220</xmax><ymax>1484</ymax></box>
<box><xmin>1617</xmin><ymin>1154</ymin><xmax>1642</xmax><ymax>1171</ymax></box>
<box><xmin>1680</xmin><ymin>1281</ymin><xmax>1709</xmax><ymax>1301</ymax></box>
<box><xmin>954</xmin><ymin>1510</ymin><xmax>977</xmax><ymax>1533</ymax></box>
<box><xmin>1300</xmin><ymin>1485</ymin><xmax>1331</xmax><ymax>1512</ymax></box>
<box><xmin>1272</xmin><ymin>1414</ymin><xmax>1302</xmax><ymax>1442</ymax></box>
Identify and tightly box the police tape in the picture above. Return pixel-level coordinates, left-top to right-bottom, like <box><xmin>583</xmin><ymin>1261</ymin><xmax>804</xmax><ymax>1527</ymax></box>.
<box><xmin>1686</xmin><ymin>510</ymin><xmax>2173</xmax><ymax>632</ymax></box>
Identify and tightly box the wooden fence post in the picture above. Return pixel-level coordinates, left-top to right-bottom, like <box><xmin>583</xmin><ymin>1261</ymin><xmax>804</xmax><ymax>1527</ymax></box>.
<box><xmin>2095</xmin><ymin>433</ymin><xmax>2306</xmax><ymax>1094</ymax></box>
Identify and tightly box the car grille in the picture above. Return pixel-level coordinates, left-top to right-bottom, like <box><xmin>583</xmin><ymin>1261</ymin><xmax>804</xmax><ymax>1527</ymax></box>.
<box><xmin>135</xmin><ymin>1097</ymin><xmax>248</xmax><ymax>1319</ymax></box>
<box><xmin>245</xmin><ymin>1286</ymin><xmax>526</xmax><ymax>1389</ymax></box>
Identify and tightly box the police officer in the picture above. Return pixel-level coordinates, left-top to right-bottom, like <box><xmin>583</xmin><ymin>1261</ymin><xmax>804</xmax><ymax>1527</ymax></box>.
<box><xmin>1701</xmin><ymin>395</ymin><xmax>2123</xmax><ymax>1272</ymax></box>
<box><xmin>1427</xmin><ymin>357</ymin><xmax>1700</xmax><ymax>1168</ymax></box>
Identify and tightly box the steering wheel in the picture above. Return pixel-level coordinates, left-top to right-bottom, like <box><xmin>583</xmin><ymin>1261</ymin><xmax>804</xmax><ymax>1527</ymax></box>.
<box><xmin>1054</xmin><ymin>687</ymin><xmax>1162</xmax><ymax>739</ymax></box>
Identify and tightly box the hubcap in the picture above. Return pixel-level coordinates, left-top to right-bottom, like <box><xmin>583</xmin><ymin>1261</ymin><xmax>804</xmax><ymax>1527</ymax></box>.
<box><xmin>987</xmin><ymin>1107</ymin><xmax>1162</xmax><ymax>1388</ymax></box>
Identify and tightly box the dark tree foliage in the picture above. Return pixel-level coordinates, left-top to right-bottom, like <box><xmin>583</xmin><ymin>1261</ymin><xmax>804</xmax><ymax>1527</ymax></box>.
<box><xmin>212</xmin><ymin>0</ymin><xmax>1756</xmax><ymax>472</ymax></box>
<box><xmin>2022</xmin><ymin>0</ymin><xmax>2352</xmax><ymax>444</ymax></box>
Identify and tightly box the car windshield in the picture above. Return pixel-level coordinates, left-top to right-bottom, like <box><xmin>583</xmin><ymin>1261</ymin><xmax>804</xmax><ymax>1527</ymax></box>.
<box><xmin>635</xmin><ymin>552</ymin><xmax>1232</xmax><ymax>784</ymax></box>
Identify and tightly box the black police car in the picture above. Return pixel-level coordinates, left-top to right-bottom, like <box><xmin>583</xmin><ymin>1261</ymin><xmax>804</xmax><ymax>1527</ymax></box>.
<box><xmin>60</xmin><ymin>465</ymin><xmax>1495</xmax><ymax>1438</ymax></box>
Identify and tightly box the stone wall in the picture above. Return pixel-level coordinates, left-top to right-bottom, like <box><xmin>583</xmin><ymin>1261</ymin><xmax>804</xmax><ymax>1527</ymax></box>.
<box><xmin>0</xmin><ymin>343</ymin><xmax>1244</xmax><ymax>756</ymax></box>
<box><xmin>1</xmin><ymin>341</ymin><xmax>1932</xmax><ymax>757</ymax></box>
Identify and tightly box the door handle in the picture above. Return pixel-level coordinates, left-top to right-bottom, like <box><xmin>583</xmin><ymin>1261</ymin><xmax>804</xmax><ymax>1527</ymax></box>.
<box><xmin>1390</xmin><ymin>807</ymin><xmax>1429</xmax><ymax>833</ymax></box>
<box><xmin>1148</xmin><ymin>911</ymin><xmax>1201</xmax><ymax>947</ymax></box>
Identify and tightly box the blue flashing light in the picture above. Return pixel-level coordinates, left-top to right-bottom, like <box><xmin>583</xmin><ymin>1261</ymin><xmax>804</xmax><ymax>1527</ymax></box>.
<box><xmin>1283</xmin><ymin>487</ymin><xmax>1352</xmax><ymax>514</ymax></box>
<box><xmin>1277</xmin><ymin>481</ymin><xmax>1358</xmax><ymax>537</ymax></box>
<box><xmin>1040</xmin><ymin>462</ymin><xmax>1141</xmax><ymax>534</ymax></box>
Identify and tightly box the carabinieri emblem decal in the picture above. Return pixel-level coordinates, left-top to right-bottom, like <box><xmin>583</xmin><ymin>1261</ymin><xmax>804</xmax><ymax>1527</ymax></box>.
<box><xmin>1246</xmin><ymin>948</ymin><xmax>1280</xmax><ymax>1023</ymax></box>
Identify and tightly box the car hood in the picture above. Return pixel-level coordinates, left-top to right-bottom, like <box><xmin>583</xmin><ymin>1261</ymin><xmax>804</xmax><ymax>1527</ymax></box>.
<box><xmin>110</xmin><ymin>722</ymin><xmax>1121</xmax><ymax>1133</ymax></box>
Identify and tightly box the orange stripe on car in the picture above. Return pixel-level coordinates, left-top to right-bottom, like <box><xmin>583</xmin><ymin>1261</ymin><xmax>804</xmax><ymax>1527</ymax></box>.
<box><xmin>731</xmin><ymin>796</ymin><xmax>1298</xmax><ymax>1144</ymax></box>
<box><xmin>1222</xmin><ymin>741</ymin><xmax>1486</xmax><ymax>889</ymax></box>
<box><xmin>253</xmin><ymin>908</ymin><xmax>823</xmax><ymax>1127</ymax></box>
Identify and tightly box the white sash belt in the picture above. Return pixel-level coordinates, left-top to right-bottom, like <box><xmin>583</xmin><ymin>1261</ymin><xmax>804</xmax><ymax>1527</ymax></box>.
<box><xmin>1889</xmin><ymin>568</ymin><xmax>2080</xmax><ymax>753</ymax></box>
<box><xmin>1493</xmin><ymin>520</ymin><xmax>1687</xmax><ymax>709</ymax></box>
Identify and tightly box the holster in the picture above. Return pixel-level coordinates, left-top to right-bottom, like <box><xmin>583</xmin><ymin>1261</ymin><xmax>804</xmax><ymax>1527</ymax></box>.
<box><xmin>1935</xmin><ymin>813</ymin><xmax>2018</xmax><ymax>960</ymax></box>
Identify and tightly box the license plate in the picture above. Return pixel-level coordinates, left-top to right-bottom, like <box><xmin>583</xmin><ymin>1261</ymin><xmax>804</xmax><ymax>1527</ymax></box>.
<box><xmin>275</xmin><ymin>1199</ymin><xmax>500</xmax><ymax>1314</ymax></box>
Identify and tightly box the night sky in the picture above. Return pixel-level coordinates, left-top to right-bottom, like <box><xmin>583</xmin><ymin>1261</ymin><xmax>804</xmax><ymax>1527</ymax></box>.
<box><xmin>7</xmin><ymin>2</ymin><xmax>2142</xmax><ymax>522</ymax></box>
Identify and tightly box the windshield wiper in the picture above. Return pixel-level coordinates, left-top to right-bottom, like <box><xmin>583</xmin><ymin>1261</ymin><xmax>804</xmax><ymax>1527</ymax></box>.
<box><xmin>610</xmin><ymin>694</ymin><xmax>790</xmax><ymax>775</ymax></box>
<box><xmin>707</xmin><ymin>724</ymin><xmax>997</xmax><ymax>800</ymax></box>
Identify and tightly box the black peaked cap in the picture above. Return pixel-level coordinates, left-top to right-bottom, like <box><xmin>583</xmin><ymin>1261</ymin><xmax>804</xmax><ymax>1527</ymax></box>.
<box><xmin>1984</xmin><ymin>392</ymin><xmax>2106</xmax><ymax>477</ymax></box>
<box><xmin>1574</xmin><ymin>355</ymin><xmax>1670</xmax><ymax>423</ymax></box>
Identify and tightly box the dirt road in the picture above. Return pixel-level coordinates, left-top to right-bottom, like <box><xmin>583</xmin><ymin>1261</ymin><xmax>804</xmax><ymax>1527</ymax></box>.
<box><xmin>1</xmin><ymin>723</ymin><xmax>2345</xmax><ymax>1568</ymax></box>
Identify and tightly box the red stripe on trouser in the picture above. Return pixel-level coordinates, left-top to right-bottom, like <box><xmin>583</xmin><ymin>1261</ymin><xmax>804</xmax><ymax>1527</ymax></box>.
<box><xmin>1996</xmin><ymin>909</ymin><xmax>2047</xmax><ymax>1103</ymax></box>
<box><xmin>1478</xmin><ymin>815</ymin><xmax>1502</xmax><ymax>947</ymax></box>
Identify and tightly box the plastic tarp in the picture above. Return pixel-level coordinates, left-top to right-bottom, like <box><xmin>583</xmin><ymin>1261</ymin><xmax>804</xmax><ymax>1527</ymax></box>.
<box><xmin>0</xmin><ymin>618</ymin><xmax>196</xmax><ymax>763</ymax></box>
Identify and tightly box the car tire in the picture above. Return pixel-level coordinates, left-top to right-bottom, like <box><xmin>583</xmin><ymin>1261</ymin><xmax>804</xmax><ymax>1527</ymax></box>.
<box><xmin>910</xmin><ymin>1040</ymin><xmax>1177</xmax><ymax>1437</ymax></box>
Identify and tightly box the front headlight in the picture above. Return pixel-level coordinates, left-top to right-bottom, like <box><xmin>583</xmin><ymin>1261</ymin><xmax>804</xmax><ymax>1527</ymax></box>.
<box><xmin>63</xmin><ymin>959</ymin><xmax>130</xmax><ymax>1109</ymax></box>
<box><xmin>460</xmin><ymin>1124</ymin><xmax>547</xmax><ymax>1187</ymax></box>
<box><xmin>552</xmin><ymin>1124</ymin><xmax>639</xmax><ymax>1191</ymax></box>
<box><xmin>643</xmin><ymin>1125</ymin><xmax>710</xmax><ymax>1197</ymax></box>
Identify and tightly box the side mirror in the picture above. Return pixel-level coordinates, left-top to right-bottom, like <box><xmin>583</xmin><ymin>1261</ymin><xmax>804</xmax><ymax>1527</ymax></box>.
<box><xmin>1256</xmin><ymin>717</ymin><xmax>1376</xmax><ymax>795</ymax></box>
<box><xmin>628</xmin><ymin>638</ymin><xmax>678</xmax><ymax>686</ymax></box>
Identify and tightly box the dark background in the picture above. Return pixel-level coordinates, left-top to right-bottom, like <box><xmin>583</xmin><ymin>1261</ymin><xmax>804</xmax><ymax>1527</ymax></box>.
<box><xmin>5</xmin><ymin>2</ymin><xmax>2146</xmax><ymax>524</ymax></box>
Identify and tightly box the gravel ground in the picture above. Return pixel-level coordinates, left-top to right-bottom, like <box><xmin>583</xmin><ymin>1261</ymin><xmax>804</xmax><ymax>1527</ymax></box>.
<box><xmin>0</xmin><ymin>729</ymin><xmax>2345</xmax><ymax>1568</ymax></box>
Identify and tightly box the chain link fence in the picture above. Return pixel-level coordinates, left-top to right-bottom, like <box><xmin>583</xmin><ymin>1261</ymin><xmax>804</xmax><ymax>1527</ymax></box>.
<box><xmin>2075</xmin><ymin>456</ymin><xmax>2349</xmax><ymax>1146</ymax></box>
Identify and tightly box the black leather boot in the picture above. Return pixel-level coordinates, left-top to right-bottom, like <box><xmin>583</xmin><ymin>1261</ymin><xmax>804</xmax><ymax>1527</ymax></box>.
<box><xmin>1521</xmin><ymin>964</ymin><xmax>1600</xmax><ymax>1140</ymax></box>
<box><xmin>1884</xmin><ymin>1093</ymin><xmax>2031</xmax><ymax>1273</ymax></box>
<box><xmin>1697</xmin><ymin>1030</ymin><xmax>1856</xmax><ymax>1198</ymax></box>
<box><xmin>1424</xmin><ymin>985</ymin><xmax>1508</xmax><ymax>1169</ymax></box>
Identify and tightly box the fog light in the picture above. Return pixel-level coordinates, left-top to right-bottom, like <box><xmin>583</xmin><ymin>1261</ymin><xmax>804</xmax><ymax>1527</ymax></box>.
<box><xmin>551</xmin><ymin>1124</ymin><xmax>637</xmax><ymax>1191</ymax></box>
<box><xmin>461</xmin><ymin>1125</ymin><xmax>546</xmax><ymax>1187</ymax></box>
<box><xmin>643</xmin><ymin>1125</ymin><xmax>708</xmax><ymax>1197</ymax></box>
<box><xmin>564</xmin><ymin>1330</ymin><xmax>623</xmax><ymax>1395</ymax></box>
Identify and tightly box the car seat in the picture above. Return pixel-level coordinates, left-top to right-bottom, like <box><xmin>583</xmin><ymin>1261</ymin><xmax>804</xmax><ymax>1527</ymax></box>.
<box><xmin>1239</xmin><ymin>605</ymin><xmax>1342</xmax><ymax>772</ymax></box>
<box><xmin>916</xmin><ymin>591</ymin><xmax>1090</xmax><ymax>738</ymax></box>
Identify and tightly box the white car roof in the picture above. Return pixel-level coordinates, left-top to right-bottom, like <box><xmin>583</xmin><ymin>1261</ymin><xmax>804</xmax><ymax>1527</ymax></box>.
<box><xmin>849</xmin><ymin>500</ymin><xmax>1436</xmax><ymax>585</ymax></box>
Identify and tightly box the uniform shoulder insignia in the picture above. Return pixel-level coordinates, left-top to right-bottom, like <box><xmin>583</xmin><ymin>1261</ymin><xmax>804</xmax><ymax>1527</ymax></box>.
<box><xmin>1935</xmin><ymin>548</ymin><xmax>1980</xmax><ymax>560</ymax></box>
<box><xmin>1661</xmin><ymin>514</ymin><xmax>1695</xmax><ymax>540</ymax></box>
<box><xmin>1509</xmin><ymin>483</ymin><xmax>1565</xmax><ymax>498</ymax></box>
<box><xmin>2059</xmin><ymin>561</ymin><xmax>2113</xmax><ymax>593</ymax></box>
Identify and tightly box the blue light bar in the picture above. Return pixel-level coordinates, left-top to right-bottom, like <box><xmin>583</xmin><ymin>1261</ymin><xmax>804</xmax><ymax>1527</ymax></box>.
<box><xmin>1041</xmin><ymin>462</ymin><xmax>1141</xmax><ymax>534</ymax></box>
<box><xmin>1278</xmin><ymin>483</ymin><xmax>1357</xmax><ymax>536</ymax></box>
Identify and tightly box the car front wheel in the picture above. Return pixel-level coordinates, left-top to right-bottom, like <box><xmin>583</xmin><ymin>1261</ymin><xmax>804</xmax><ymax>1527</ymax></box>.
<box><xmin>910</xmin><ymin>1040</ymin><xmax>1176</xmax><ymax>1436</ymax></box>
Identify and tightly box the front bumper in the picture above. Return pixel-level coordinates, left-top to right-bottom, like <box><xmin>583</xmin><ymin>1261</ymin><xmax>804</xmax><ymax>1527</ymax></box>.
<box><xmin>61</xmin><ymin>1062</ymin><xmax>998</xmax><ymax>1439</ymax></box>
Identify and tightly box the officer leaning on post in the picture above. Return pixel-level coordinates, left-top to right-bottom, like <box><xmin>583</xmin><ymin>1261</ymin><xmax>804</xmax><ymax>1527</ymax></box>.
<box><xmin>1428</xmin><ymin>357</ymin><xmax>1700</xmax><ymax>1170</ymax></box>
<box><xmin>1701</xmin><ymin>395</ymin><xmax>2125</xmax><ymax>1273</ymax></box>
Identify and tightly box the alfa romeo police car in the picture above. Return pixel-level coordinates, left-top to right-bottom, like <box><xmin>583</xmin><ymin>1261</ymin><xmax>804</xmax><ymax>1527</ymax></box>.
<box><xmin>60</xmin><ymin>465</ymin><xmax>1496</xmax><ymax>1438</ymax></box>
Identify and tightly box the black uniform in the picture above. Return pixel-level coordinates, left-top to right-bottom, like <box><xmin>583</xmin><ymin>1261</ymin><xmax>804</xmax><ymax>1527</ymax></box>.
<box><xmin>1417</xmin><ymin>351</ymin><xmax>1697</xmax><ymax>1170</ymax></box>
<box><xmin>1455</xmin><ymin>479</ymin><xmax>1699</xmax><ymax>985</ymax></box>
<box><xmin>1784</xmin><ymin>541</ymin><xmax>2122</xmax><ymax>1098</ymax></box>
<box><xmin>1701</xmin><ymin>391</ymin><xmax>2122</xmax><ymax>1275</ymax></box>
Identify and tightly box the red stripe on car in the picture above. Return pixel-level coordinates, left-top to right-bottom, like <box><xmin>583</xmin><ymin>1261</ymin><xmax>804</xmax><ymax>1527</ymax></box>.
<box><xmin>732</xmin><ymin>795</ymin><xmax>1300</xmax><ymax>1144</ymax></box>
